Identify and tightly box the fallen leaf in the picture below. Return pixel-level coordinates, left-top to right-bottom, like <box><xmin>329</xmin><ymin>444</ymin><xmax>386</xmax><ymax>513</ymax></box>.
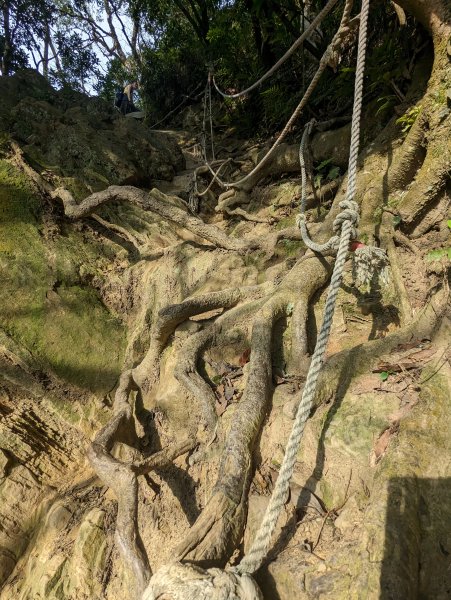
<box><xmin>215</xmin><ymin>401</ymin><xmax>226</xmax><ymax>416</ymax></box>
<box><xmin>239</xmin><ymin>348</ymin><xmax>251</xmax><ymax>366</ymax></box>
<box><xmin>370</xmin><ymin>424</ymin><xmax>399</xmax><ymax>467</ymax></box>
<box><xmin>224</xmin><ymin>385</ymin><xmax>235</xmax><ymax>401</ymax></box>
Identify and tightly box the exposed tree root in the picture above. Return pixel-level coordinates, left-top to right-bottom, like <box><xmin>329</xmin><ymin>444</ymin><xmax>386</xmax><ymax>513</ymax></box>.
<box><xmin>216</xmin><ymin>189</ymin><xmax>250</xmax><ymax>214</ymax></box>
<box><xmin>174</xmin><ymin>299</ymin><xmax>270</xmax><ymax>432</ymax></box>
<box><xmin>91</xmin><ymin>214</ymin><xmax>146</xmax><ymax>255</ymax></box>
<box><xmin>12</xmin><ymin>6</ymin><xmax>448</xmax><ymax>594</ymax></box>
<box><xmin>134</xmin><ymin>283</ymin><xmax>274</xmax><ymax>395</ymax></box>
<box><xmin>224</xmin><ymin>206</ymin><xmax>272</xmax><ymax>223</ymax></box>
<box><xmin>177</xmin><ymin>295</ymin><xmax>287</xmax><ymax>564</ymax></box>
<box><xmin>88</xmin><ymin>371</ymin><xmax>151</xmax><ymax>597</ymax></box>
<box><xmin>380</xmin><ymin>213</ymin><xmax>413</xmax><ymax>324</ymax></box>
<box><xmin>171</xmin><ymin>253</ymin><xmax>337</xmax><ymax>563</ymax></box>
<box><xmin>398</xmin><ymin>134</ymin><xmax>451</xmax><ymax>229</ymax></box>
<box><xmin>52</xmin><ymin>184</ymin><xmax>305</xmax><ymax>255</ymax></box>
<box><xmin>87</xmin><ymin>370</ymin><xmax>195</xmax><ymax>598</ymax></box>
<box><xmin>313</xmin><ymin>286</ymin><xmax>448</xmax><ymax>409</ymax></box>
<box><xmin>52</xmin><ymin>185</ymin><xmax>250</xmax><ymax>252</ymax></box>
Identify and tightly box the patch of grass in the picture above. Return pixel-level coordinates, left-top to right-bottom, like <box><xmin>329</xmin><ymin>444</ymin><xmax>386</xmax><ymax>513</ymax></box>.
<box><xmin>0</xmin><ymin>160</ymin><xmax>126</xmax><ymax>393</ymax></box>
<box><xmin>396</xmin><ymin>104</ymin><xmax>422</xmax><ymax>134</ymax></box>
<box><xmin>275</xmin><ymin>214</ymin><xmax>297</xmax><ymax>230</ymax></box>
<box><xmin>426</xmin><ymin>247</ymin><xmax>451</xmax><ymax>261</ymax></box>
<box><xmin>279</xmin><ymin>239</ymin><xmax>304</xmax><ymax>257</ymax></box>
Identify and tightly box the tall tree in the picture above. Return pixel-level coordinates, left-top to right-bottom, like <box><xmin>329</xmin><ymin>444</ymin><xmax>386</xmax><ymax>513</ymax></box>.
<box><xmin>0</xmin><ymin>0</ymin><xmax>54</xmax><ymax>75</ymax></box>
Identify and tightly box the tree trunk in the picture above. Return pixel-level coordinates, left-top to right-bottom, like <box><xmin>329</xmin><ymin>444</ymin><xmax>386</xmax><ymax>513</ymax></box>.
<box><xmin>1</xmin><ymin>2</ymin><xmax>12</xmax><ymax>76</ymax></box>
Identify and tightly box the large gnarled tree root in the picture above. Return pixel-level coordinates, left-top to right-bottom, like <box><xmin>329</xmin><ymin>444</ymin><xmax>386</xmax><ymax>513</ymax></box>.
<box><xmin>87</xmin><ymin>370</ymin><xmax>195</xmax><ymax>598</ymax></box>
<box><xmin>133</xmin><ymin>283</ymin><xmax>274</xmax><ymax>396</ymax></box>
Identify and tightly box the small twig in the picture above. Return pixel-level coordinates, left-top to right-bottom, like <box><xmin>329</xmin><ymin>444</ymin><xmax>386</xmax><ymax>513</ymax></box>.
<box><xmin>390</xmin><ymin>79</ymin><xmax>405</xmax><ymax>102</ymax></box>
<box><xmin>417</xmin><ymin>345</ymin><xmax>450</xmax><ymax>385</ymax></box>
<box><xmin>312</xmin><ymin>510</ymin><xmax>332</xmax><ymax>550</ymax></box>
<box><xmin>313</xmin><ymin>469</ymin><xmax>352</xmax><ymax>550</ymax></box>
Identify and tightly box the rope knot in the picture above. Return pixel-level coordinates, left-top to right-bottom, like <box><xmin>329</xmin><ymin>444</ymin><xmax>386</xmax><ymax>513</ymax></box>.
<box><xmin>352</xmin><ymin>245</ymin><xmax>390</xmax><ymax>291</ymax></box>
<box><xmin>295</xmin><ymin>213</ymin><xmax>305</xmax><ymax>229</ymax></box>
<box><xmin>143</xmin><ymin>562</ymin><xmax>262</xmax><ymax>600</ymax></box>
<box><xmin>328</xmin><ymin>199</ymin><xmax>359</xmax><ymax>250</ymax></box>
<box><xmin>332</xmin><ymin>200</ymin><xmax>359</xmax><ymax>234</ymax></box>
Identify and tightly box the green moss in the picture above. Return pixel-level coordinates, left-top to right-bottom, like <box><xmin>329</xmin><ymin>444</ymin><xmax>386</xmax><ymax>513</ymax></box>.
<box><xmin>275</xmin><ymin>214</ymin><xmax>297</xmax><ymax>230</ymax></box>
<box><xmin>0</xmin><ymin>160</ymin><xmax>125</xmax><ymax>393</ymax></box>
<box><xmin>419</xmin><ymin>368</ymin><xmax>449</xmax><ymax>417</ymax></box>
<box><xmin>277</xmin><ymin>239</ymin><xmax>304</xmax><ymax>257</ymax></box>
<box><xmin>22</xmin><ymin>147</ymin><xmax>63</xmax><ymax>175</ymax></box>
<box><xmin>244</xmin><ymin>250</ymin><xmax>267</xmax><ymax>270</ymax></box>
<box><xmin>58</xmin><ymin>176</ymin><xmax>92</xmax><ymax>201</ymax></box>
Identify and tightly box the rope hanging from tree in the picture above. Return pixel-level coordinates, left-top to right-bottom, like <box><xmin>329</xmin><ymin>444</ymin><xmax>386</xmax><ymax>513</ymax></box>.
<box><xmin>297</xmin><ymin>115</ymin><xmax>389</xmax><ymax>287</ymax></box>
<box><xmin>212</xmin><ymin>0</ymin><xmax>340</xmax><ymax>100</ymax></box>
<box><xmin>143</xmin><ymin>0</ymin><xmax>371</xmax><ymax>597</ymax></box>
<box><xmin>197</xmin><ymin>0</ymin><xmax>355</xmax><ymax>192</ymax></box>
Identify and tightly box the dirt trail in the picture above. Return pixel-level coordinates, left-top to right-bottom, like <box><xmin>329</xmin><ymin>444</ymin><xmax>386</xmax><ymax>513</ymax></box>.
<box><xmin>0</xmin><ymin>58</ymin><xmax>450</xmax><ymax>599</ymax></box>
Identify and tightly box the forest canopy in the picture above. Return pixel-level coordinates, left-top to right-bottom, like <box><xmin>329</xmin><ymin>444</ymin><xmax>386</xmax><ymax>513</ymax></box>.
<box><xmin>0</xmin><ymin>0</ymin><xmax>426</xmax><ymax>132</ymax></box>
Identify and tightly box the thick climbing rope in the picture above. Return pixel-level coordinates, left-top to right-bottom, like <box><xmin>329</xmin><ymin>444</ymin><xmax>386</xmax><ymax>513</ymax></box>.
<box><xmin>298</xmin><ymin>120</ymin><xmax>389</xmax><ymax>283</ymax></box>
<box><xmin>199</xmin><ymin>0</ymin><xmax>354</xmax><ymax>191</ymax></box>
<box><xmin>212</xmin><ymin>0</ymin><xmax>339</xmax><ymax>99</ymax></box>
<box><xmin>143</xmin><ymin>1</ymin><xmax>370</xmax><ymax>598</ymax></box>
<box><xmin>237</xmin><ymin>0</ymin><xmax>370</xmax><ymax>575</ymax></box>
<box><xmin>296</xmin><ymin>119</ymin><xmax>360</xmax><ymax>254</ymax></box>
<box><xmin>201</xmin><ymin>75</ymin><xmax>217</xmax><ymax>162</ymax></box>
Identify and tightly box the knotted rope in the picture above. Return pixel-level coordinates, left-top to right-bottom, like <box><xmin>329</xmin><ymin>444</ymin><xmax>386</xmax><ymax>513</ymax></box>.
<box><xmin>237</xmin><ymin>0</ymin><xmax>370</xmax><ymax>576</ymax></box>
<box><xmin>143</xmin><ymin>563</ymin><xmax>262</xmax><ymax>600</ymax></box>
<box><xmin>142</xmin><ymin>0</ymin><xmax>370</xmax><ymax>597</ymax></box>
<box><xmin>296</xmin><ymin>9</ymin><xmax>389</xmax><ymax>288</ymax></box>
<box><xmin>353</xmin><ymin>245</ymin><xmax>390</xmax><ymax>291</ymax></box>
<box><xmin>296</xmin><ymin>117</ymin><xmax>360</xmax><ymax>254</ymax></box>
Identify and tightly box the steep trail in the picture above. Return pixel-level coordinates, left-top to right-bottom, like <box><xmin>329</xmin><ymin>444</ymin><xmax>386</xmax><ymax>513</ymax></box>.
<box><xmin>0</xmin><ymin>27</ymin><xmax>450</xmax><ymax>597</ymax></box>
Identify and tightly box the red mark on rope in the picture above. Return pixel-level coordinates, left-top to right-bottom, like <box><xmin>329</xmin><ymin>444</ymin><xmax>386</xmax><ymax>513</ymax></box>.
<box><xmin>350</xmin><ymin>241</ymin><xmax>365</xmax><ymax>251</ymax></box>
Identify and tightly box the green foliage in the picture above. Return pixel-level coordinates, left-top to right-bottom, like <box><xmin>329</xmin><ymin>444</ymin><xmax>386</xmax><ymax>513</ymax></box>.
<box><xmin>312</xmin><ymin>4</ymin><xmax>421</xmax><ymax>127</ymax></box>
<box><xmin>0</xmin><ymin>0</ymin><xmax>55</xmax><ymax>75</ymax></box>
<box><xmin>95</xmin><ymin>58</ymin><xmax>130</xmax><ymax>102</ymax></box>
<box><xmin>375</xmin><ymin>94</ymin><xmax>397</xmax><ymax>116</ymax></box>
<box><xmin>0</xmin><ymin>160</ymin><xmax>125</xmax><ymax>392</ymax></box>
<box><xmin>393</xmin><ymin>215</ymin><xmax>402</xmax><ymax>228</ymax></box>
<box><xmin>260</xmin><ymin>85</ymin><xmax>290</xmax><ymax>128</ymax></box>
<box><xmin>379</xmin><ymin>371</ymin><xmax>391</xmax><ymax>381</ymax></box>
<box><xmin>396</xmin><ymin>104</ymin><xmax>422</xmax><ymax>134</ymax></box>
<box><xmin>0</xmin><ymin>35</ymin><xmax>29</xmax><ymax>71</ymax></box>
<box><xmin>51</xmin><ymin>30</ymin><xmax>100</xmax><ymax>91</ymax></box>
<box><xmin>0</xmin><ymin>0</ymin><xmax>425</xmax><ymax>137</ymax></box>
<box><xmin>313</xmin><ymin>159</ymin><xmax>341</xmax><ymax>189</ymax></box>
<box><xmin>426</xmin><ymin>248</ymin><xmax>451</xmax><ymax>261</ymax></box>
